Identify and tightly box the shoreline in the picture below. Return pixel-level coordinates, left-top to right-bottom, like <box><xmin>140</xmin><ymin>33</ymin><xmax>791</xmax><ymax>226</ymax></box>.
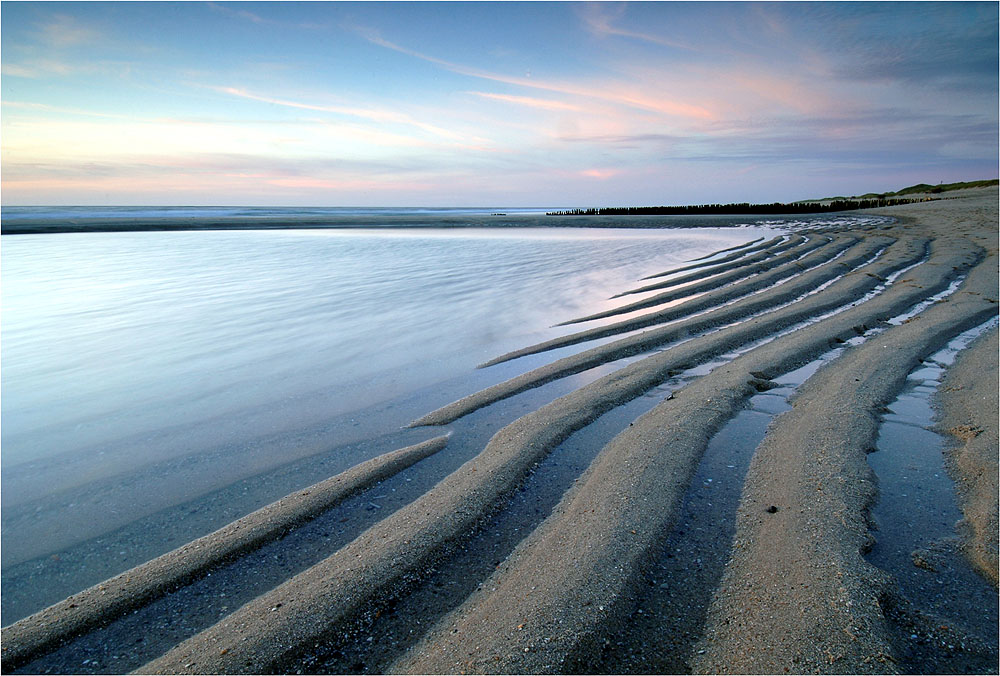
<box><xmin>0</xmin><ymin>209</ymin><xmax>888</xmax><ymax>235</ymax></box>
<box><xmin>3</xmin><ymin>187</ymin><xmax>997</xmax><ymax>674</ymax></box>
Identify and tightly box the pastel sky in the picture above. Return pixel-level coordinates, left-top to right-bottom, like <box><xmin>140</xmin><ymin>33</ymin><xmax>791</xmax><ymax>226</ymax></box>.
<box><xmin>2</xmin><ymin>1</ymin><xmax>997</xmax><ymax>206</ymax></box>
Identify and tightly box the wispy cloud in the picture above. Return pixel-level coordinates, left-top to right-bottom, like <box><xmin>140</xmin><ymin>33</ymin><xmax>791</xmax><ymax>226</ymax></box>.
<box><xmin>357</xmin><ymin>28</ymin><xmax>715</xmax><ymax>121</ymax></box>
<box><xmin>205</xmin><ymin>2</ymin><xmax>330</xmax><ymax>31</ymax></box>
<box><xmin>1</xmin><ymin>60</ymin><xmax>76</xmax><ymax>78</ymax></box>
<box><xmin>36</xmin><ymin>14</ymin><xmax>102</xmax><ymax>48</ymax></box>
<box><xmin>1</xmin><ymin>57</ymin><xmax>132</xmax><ymax>80</ymax></box>
<box><xmin>2</xmin><ymin>3</ymin><xmax>993</xmax><ymax>205</ymax></box>
<box><xmin>579</xmin><ymin>168</ymin><xmax>622</xmax><ymax>179</ymax></box>
<box><xmin>207</xmin><ymin>2</ymin><xmax>266</xmax><ymax>25</ymax></box>
<box><xmin>1</xmin><ymin>151</ymin><xmax>446</xmax><ymax>203</ymax></box>
<box><xmin>265</xmin><ymin>176</ymin><xmax>432</xmax><ymax>192</ymax></box>
<box><xmin>214</xmin><ymin>86</ymin><xmax>476</xmax><ymax>142</ymax></box>
<box><xmin>2</xmin><ymin>100</ymin><xmax>135</xmax><ymax>120</ymax></box>
<box><xmin>557</xmin><ymin>132</ymin><xmax>679</xmax><ymax>147</ymax></box>
<box><xmin>468</xmin><ymin>92</ymin><xmax>581</xmax><ymax>112</ymax></box>
<box><xmin>578</xmin><ymin>3</ymin><xmax>699</xmax><ymax>52</ymax></box>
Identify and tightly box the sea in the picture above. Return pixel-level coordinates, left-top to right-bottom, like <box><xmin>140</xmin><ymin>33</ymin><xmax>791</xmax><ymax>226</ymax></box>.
<box><xmin>0</xmin><ymin>206</ymin><xmax>891</xmax><ymax>621</ymax></box>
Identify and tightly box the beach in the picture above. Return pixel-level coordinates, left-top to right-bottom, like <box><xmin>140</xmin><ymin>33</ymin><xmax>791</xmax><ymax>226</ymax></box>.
<box><xmin>2</xmin><ymin>188</ymin><xmax>997</xmax><ymax>674</ymax></box>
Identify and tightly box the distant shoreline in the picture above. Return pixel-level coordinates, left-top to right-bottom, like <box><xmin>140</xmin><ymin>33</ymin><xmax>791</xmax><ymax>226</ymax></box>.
<box><xmin>0</xmin><ymin>211</ymin><xmax>886</xmax><ymax>236</ymax></box>
<box><xmin>545</xmin><ymin>196</ymin><xmax>929</xmax><ymax>216</ymax></box>
<box><xmin>2</xmin><ymin>179</ymin><xmax>993</xmax><ymax>235</ymax></box>
<box><xmin>545</xmin><ymin>178</ymin><xmax>998</xmax><ymax>216</ymax></box>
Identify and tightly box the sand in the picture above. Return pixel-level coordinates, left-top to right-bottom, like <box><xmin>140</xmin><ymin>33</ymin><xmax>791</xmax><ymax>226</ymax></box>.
<box><xmin>2</xmin><ymin>188</ymin><xmax>996</xmax><ymax>675</ymax></box>
<box><xmin>936</xmin><ymin>327</ymin><xmax>999</xmax><ymax>586</ymax></box>
<box><xmin>0</xmin><ymin>437</ymin><xmax>448</xmax><ymax>671</ymax></box>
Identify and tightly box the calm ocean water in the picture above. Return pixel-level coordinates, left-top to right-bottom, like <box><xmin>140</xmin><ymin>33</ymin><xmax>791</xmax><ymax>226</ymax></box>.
<box><xmin>0</xmin><ymin>207</ymin><xmax>890</xmax><ymax>618</ymax></box>
<box><xmin>0</xmin><ymin>205</ymin><xmax>892</xmax><ymax>233</ymax></box>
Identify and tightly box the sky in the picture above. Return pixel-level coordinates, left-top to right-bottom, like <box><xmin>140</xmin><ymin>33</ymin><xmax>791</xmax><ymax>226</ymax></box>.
<box><xmin>1</xmin><ymin>1</ymin><xmax>997</xmax><ymax>206</ymax></box>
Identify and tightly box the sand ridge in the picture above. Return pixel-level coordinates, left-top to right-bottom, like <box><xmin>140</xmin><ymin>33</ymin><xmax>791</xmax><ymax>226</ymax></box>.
<box><xmin>0</xmin><ymin>436</ymin><xmax>448</xmax><ymax>672</ymax></box>
<box><xmin>936</xmin><ymin>327</ymin><xmax>999</xmax><ymax>586</ymax></box>
<box><xmin>2</xmin><ymin>188</ymin><xmax>996</xmax><ymax>675</ymax></box>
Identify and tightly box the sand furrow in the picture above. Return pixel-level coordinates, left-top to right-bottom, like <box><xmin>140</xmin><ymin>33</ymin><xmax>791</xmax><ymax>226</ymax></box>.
<box><xmin>143</xmin><ymin>233</ymin><xmax>972</xmax><ymax>674</ymax></box>
<box><xmin>389</xmin><ymin>238</ymin><xmax>987</xmax><ymax>674</ymax></box>
<box><xmin>559</xmin><ymin>234</ymin><xmax>822</xmax><ymax>324</ymax></box>
<box><xmin>639</xmin><ymin>235</ymin><xmax>778</xmax><ymax>279</ymax></box>
<box><xmin>413</xmin><ymin>235</ymin><xmax>905</xmax><ymax>426</ymax></box>
<box><xmin>935</xmin><ymin>326</ymin><xmax>999</xmax><ymax>586</ymax></box>
<box><xmin>5</xmin><ymin>192</ymin><xmax>994</xmax><ymax>676</ymax></box>
<box><xmin>0</xmin><ymin>436</ymin><xmax>448</xmax><ymax>672</ymax></box>
<box><xmin>693</xmin><ymin>256</ymin><xmax>998</xmax><ymax>674</ymax></box>
<box><xmin>683</xmin><ymin>235</ymin><xmax>768</xmax><ymax>263</ymax></box>
<box><xmin>616</xmin><ymin>235</ymin><xmax>803</xmax><ymax>296</ymax></box>
<box><xmin>481</xmin><ymin>235</ymin><xmax>861</xmax><ymax>368</ymax></box>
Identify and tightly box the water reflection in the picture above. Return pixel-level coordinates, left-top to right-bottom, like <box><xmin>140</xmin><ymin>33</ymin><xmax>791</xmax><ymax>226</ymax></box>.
<box><xmin>2</xmin><ymin>226</ymin><xmax>762</xmax><ymax>566</ymax></box>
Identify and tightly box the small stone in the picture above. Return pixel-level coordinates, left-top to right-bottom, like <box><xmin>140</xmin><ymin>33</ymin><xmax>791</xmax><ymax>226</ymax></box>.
<box><xmin>766</xmin><ymin>505</ymin><xmax>779</xmax><ymax>514</ymax></box>
<box><xmin>911</xmin><ymin>550</ymin><xmax>936</xmax><ymax>571</ymax></box>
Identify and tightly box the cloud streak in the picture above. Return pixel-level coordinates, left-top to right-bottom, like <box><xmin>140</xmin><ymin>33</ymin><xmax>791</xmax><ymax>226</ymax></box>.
<box><xmin>358</xmin><ymin>29</ymin><xmax>716</xmax><ymax>121</ymax></box>
<box><xmin>468</xmin><ymin>92</ymin><xmax>582</xmax><ymax>112</ymax></box>
<box><xmin>36</xmin><ymin>14</ymin><xmax>103</xmax><ymax>48</ymax></box>
<box><xmin>214</xmin><ymin>86</ymin><xmax>467</xmax><ymax>140</ymax></box>
<box><xmin>578</xmin><ymin>2</ymin><xmax>699</xmax><ymax>52</ymax></box>
<box><xmin>1</xmin><ymin>2</ymin><xmax>995</xmax><ymax>205</ymax></box>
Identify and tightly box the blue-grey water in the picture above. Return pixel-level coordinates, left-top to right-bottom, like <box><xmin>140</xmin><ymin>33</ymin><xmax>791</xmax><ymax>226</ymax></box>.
<box><xmin>0</xmin><ymin>205</ymin><xmax>894</xmax><ymax>234</ymax></box>
<box><xmin>1</xmin><ymin>207</ymin><xmax>888</xmax><ymax>621</ymax></box>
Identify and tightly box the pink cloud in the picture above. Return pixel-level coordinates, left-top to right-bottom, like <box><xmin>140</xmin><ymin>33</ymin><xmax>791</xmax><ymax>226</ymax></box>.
<box><xmin>2</xmin><ymin>169</ymin><xmax>436</xmax><ymax>202</ymax></box>
<box><xmin>579</xmin><ymin>168</ymin><xmax>622</xmax><ymax>179</ymax></box>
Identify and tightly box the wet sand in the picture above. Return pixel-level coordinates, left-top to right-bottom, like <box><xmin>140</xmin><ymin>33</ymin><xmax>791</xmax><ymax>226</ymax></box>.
<box><xmin>936</xmin><ymin>327</ymin><xmax>999</xmax><ymax>587</ymax></box>
<box><xmin>2</xmin><ymin>188</ymin><xmax>996</xmax><ymax>674</ymax></box>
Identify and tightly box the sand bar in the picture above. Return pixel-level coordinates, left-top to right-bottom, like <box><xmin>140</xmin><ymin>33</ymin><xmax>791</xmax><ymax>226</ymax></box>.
<box><xmin>0</xmin><ymin>436</ymin><xmax>448</xmax><ymax>672</ymax></box>
<box><xmin>639</xmin><ymin>234</ymin><xmax>778</xmax><ymax>279</ymax></box>
<box><xmin>4</xmin><ymin>188</ymin><xmax>996</xmax><ymax>675</ymax></box>
<box><xmin>694</xmin><ymin>255</ymin><xmax>997</xmax><ymax>674</ymax></box>
<box><xmin>614</xmin><ymin>234</ymin><xmax>802</xmax><ymax>296</ymax></box>
<box><xmin>685</xmin><ymin>234</ymin><xmax>767</xmax><ymax>262</ymax></box>
<box><xmin>414</xmin><ymin>235</ymin><xmax>899</xmax><ymax>426</ymax></box>
<box><xmin>480</xmin><ymin>235</ymin><xmax>864</xmax><ymax>367</ymax></box>
<box><xmin>144</xmin><ymin>217</ymin><xmax>979</xmax><ymax>674</ymax></box>
<box><xmin>558</xmin><ymin>234</ymin><xmax>822</xmax><ymax>324</ymax></box>
<box><xmin>391</xmin><ymin>222</ymin><xmax>992</xmax><ymax>674</ymax></box>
